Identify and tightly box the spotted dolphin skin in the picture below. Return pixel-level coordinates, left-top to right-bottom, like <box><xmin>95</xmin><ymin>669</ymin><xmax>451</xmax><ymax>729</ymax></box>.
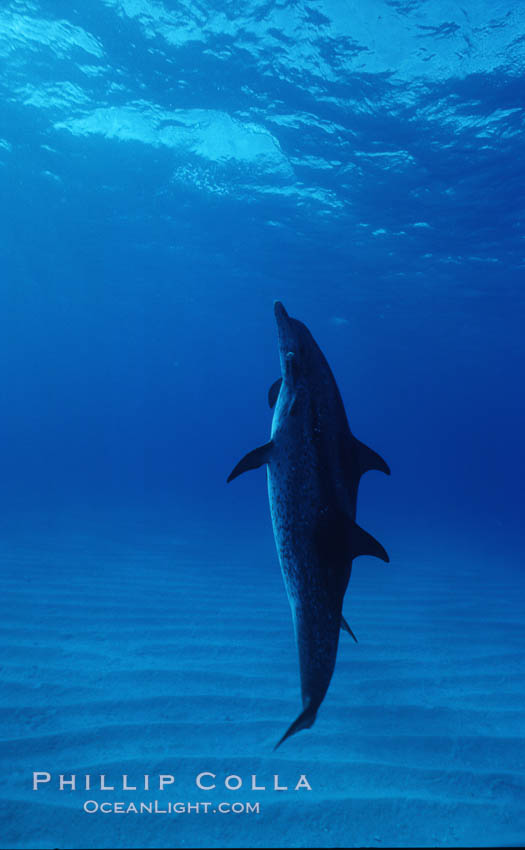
<box><xmin>227</xmin><ymin>302</ymin><xmax>389</xmax><ymax>748</ymax></box>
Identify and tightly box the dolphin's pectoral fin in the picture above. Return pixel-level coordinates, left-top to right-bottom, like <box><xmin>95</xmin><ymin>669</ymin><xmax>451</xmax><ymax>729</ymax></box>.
<box><xmin>341</xmin><ymin>615</ymin><xmax>358</xmax><ymax>643</ymax></box>
<box><xmin>274</xmin><ymin>702</ymin><xmax>318</xmax><ymax>750</ymax></box>
<box><xmin>355</xmin><ymin>438</ymin><xmax>390</xmax><ymax>477</ymax></box>
<box><xmin>352</xmin><ymin>523</ymin><xmax>389</xmax><ymax>563</ymax></box>
<box><xmin>226</xmin><ymin>442</ymin><xmax>273</xmax><ymax>483</ymax></box>
<box><xmin>268</xmin><ymin>378</ymin><xmax>282</xmax><ymax>409</ymax></box>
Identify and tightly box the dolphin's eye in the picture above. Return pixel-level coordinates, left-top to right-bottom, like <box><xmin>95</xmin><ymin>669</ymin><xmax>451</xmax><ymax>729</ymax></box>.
<box><xmin>286</xmin><ymin>351</ymin><xmax>295</xmax><ymax>360</ymax></box>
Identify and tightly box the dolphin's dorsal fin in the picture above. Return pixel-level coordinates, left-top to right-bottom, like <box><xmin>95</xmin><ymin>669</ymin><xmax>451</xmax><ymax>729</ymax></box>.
<box><xmin>341</xmin><ymin>615</ymin><xmax>358</xmax><ymax>643</ymax></box>
<box><xmin>355</xmin><ymin>439</ymin><xmax>390</xmax><ymax>477</ymax></box>
<box><xmin>352</xmin><ymin>523</ymin><xmax>389</xmax><ymax>563</ymax></box>
<box><xmin>268</xmin><ymin>378</ymin><xmax>282</xmax><ymax>409</ymax></box>
<box><xmin>227</xmin><ymin>442</ymin><xmax>273</xmax><ymax>483</ymax></box>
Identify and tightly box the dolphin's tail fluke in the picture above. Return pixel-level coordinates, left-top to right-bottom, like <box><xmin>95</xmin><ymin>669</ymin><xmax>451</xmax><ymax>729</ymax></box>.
<box><xmin>274</xmin><ymin>702</ymin><xmax>318</xmax><ymax>750</ymax></box>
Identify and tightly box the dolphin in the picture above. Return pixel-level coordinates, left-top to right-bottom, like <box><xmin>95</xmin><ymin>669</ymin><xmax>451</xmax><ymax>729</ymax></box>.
<box><xmin>227</xmin><ymin>302</ymin><xmax>389</xmax><ymax>747</ymax></box>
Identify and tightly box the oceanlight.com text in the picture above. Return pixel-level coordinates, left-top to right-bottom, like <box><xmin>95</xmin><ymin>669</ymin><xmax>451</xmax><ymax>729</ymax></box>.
<box><xmin>83</xmin><ymin>800</ymin><xmax>260</xmax><ymax>814</ymax></box>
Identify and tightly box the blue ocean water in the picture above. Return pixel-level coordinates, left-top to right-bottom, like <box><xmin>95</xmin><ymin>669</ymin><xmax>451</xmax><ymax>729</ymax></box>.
<box><xmin>1</xmin><ymin>2</ymin><xmax>524</xmax><ymax>848</ymax></box>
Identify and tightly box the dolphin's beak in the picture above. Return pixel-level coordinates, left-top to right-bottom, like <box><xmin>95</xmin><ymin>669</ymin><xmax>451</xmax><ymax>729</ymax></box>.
<box><xmin>274</xmin><ymin>300</ymin><xmax>291</xmax><ymax>354</ymax></box>
<box><xmin>274</xmin><ymin>301</ymin><xmax>295</xmax><ymax>379</ymax></box>
<box><xmin>274</xmin><ymin>300</ymin><xmax>288</xmax><ymax>322</ymax></box>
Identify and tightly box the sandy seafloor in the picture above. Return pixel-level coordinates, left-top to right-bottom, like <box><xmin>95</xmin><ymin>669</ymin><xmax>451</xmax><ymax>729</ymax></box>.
<box><xmin>1</xmin><ymin>516</ymin><xmax>524</xmax><ymax>849</ymax></box>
